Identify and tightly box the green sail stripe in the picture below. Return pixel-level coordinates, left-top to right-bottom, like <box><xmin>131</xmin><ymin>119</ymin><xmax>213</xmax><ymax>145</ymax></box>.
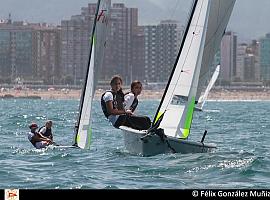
<box><xmin>93</xmin><ymin>35</ymin><xmax>96</xmax><ymax>44</ymax></box>
<box><xmin>182</xmin><ymin>97</ymin><xmax>195</xmax><ymax>138</ymax></box>
<box><xmin>86</xmin><ymin>128</ymin><xmax>92</xmax><ymax>149</ymax></box>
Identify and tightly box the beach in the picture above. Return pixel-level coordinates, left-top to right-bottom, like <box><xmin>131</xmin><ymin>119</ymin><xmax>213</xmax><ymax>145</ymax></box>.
<box><xmin>208</xmin><ymin>89</ymin><xmax>270</xmax><ymax>101</ymax></box>
<box><xmin>1</xmin><ymin>87</ymin><xmax>270</xmax><ymax>101</ymax></box>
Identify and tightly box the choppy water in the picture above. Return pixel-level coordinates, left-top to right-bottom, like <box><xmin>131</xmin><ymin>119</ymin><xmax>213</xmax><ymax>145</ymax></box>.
<box><xmin>0</xmin><ymin>99</ymin><xmax>270</xmax><ymax>189</ymax></box>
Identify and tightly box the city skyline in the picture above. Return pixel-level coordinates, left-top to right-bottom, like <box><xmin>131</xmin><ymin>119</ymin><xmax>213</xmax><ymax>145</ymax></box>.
<box><xmin>0</xmin><ymin>1</ymin><xmax>269</xmax><ymax>87</ymax></box>
<box><xmin>0</xmin><ymin>0</ymin><xmax>269</xmax><ymax>42</ymax></box>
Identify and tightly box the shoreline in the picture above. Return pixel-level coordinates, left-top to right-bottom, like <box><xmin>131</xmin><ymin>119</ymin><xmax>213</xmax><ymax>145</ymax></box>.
<box><xmin>1</xmin><ymin>88</ymin><xmax>270</xmax><ymax>101</ymax></box>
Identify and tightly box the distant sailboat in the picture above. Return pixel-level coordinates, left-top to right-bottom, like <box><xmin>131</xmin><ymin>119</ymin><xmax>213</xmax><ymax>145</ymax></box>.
<box><xmin>195</xmin><ymin>65</ymin><xmax>220</xmax><ymax>111</ymax></box>
<box><xmin>73</xmin><ymin>0</ymin><xmax>110</xmax><ymax>149</ymax></box>
<box><xmin>120</xmin><ymin>0</ymin><xmax>235</xmax><ymax>156</ymax></box>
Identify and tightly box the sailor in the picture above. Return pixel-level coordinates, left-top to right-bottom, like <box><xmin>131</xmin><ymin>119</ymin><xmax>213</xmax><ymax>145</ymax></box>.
<box><xmin>28</xmin><ymin>123</ymin><xmax>53</xmax><ymax>149</ymax></box>
<box><xmin>124</xmin><ymin>80</ymin><xmax>142</xmax><ymax>112</ymax></box>
<box><xmin>38</xmin><ymin>120</ymin><xmax>54</xmax><ymax>141</ymax></box>
<box><xmin>124</xmin><ymin>80</ymin><xmax>151</xmax><ymax>129</ymax></box>
<box><xmin>101</xmin><ymin>75</ymin><xmax>132</xmax><ymax>128</ymax></box>
<box><xmin>101</xmin><ymin>75</ymin><xmax>151</xmax><ymax>130</ymax></box>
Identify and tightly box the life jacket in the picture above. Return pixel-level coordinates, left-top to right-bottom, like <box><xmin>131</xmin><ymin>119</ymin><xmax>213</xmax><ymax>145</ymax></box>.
<box><xmin>101</xmin><ymin>90</ymin><xmax>124</xmax><ymax>118</ymax></box>
<box><xmin>28</xmin><ymin>130</ymin><xmax>39</xmax><ymax>147</ymax></box>
<box><xmin>29</xmin><ymin>132</ymin><xmax>37</xmax><ymax>147</ymax></box>
<box><xmin>124</xmin><ymin>92</ymin><xmax>138</xmax><ymax>112</ymax></box>
<box><xmin>38</xmin><ymin>126</ymin><xmax>52</xmax><ymax>138</ymax></box>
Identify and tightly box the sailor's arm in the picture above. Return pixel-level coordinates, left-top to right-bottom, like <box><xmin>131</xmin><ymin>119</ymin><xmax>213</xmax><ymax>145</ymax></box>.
<box><xmin>38</xmin><ymin>127</ymin><xmax>53</xmax><ymax>141</ymax></box>
<box><xmin>36</xmin><ymin>132</ymin><xmax>53</xmax><ymax>143</ymax></box>
<box><xmin>105</xmin><ymin>100</ymin><xmax>133</xmax><ymax>115</ymax></box>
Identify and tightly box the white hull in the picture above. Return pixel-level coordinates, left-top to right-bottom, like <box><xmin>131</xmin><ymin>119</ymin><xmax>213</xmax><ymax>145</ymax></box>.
<box><xmin>120</xmin><ymin>126</ymin><xmax>216</xmax><ymax>157</ymax></box>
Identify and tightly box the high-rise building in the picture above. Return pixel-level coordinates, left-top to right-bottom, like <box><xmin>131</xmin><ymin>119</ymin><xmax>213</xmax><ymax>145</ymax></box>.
<box><xmin>101</xmin><ymin>3</ymin><xmax>138</xmax><ymax>84</ymax></box>
<box><xmin>220</xmin><ymin>31</ymin><xmax>237</xmax><ymax>84</ymax></box>
<box><xmin>143</xmin><ymin>20</ymin><xmax>182</xmax><ymax>83</ymax></box>
<box><xmin>33</xmin><ymin>26</ymin><xmax>61</xmax><ymax>85</ymax></box>
<box><xmin>259</xmin><ymin>33</ymin><xmax>270</xmax><ymax>82</ymax></box>
<box><xmin>60</xmin><ymin>2</ymin><xmax>140</xmax><ymax>86</ymax></box>
<box><xmin>243</xmin><ymin>54</ymin><xmax>257</xmax><ymax>82</ymax></box>
<box><xmin>236</xmin><ymin>43</ymin><xmax>248</xmax><ymax>81</ymax></box>
<box><xmin>60</xmin><ymin>13</ymin><xmax>93</xmax><ymax>85</ymax></box>
<box><xmin>0</xmin><ymin>27</ymin><xmax>11</xmax><ymax>82</ymax></box>
<box><xmin>61</xmin><ymin>1</ymin><xmax>114</xmax><ymax>86</ymax></box>
<box><xmin>60</xmin><ymin>2</ymin><xmax>182</xmax><ymax>86</ymax></box>
<box><xmin>131</xmin><ymin>26</ymin><xmax>145</xmax><ymax>82</ymax></box>
<box><xmin>248</xmin><ymin>40</ymin><xmax>260</xmax><ymax>82</ymax></box>
<box><xmin>236</xmin><ymin>41</ymin><xmax>260</xmax><ymax>82</ymax></box>
<box><xmin>0</xmin><ymin>21</ymin><xmax>61</xmax><ymax>84</ymax></box>
<box><xmin>143</xmin><ymin>25</ymin><xmax>157</xmax><ymax>83</ymax></box>
<box><xmin>0</xmin><ymin>22</ymin><xmax>33</xmax><ymax>83</ymax></box>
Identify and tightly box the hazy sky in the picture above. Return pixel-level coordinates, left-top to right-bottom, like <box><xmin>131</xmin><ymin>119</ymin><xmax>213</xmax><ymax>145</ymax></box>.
<box><xmin>0</xmin><ymin>0</ymin><xmax>269</xmax><ymax>42</ymax></box>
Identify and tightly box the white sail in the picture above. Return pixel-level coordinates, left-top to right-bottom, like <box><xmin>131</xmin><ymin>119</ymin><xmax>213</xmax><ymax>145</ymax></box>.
<box><xmin>196</xmin><ymin>0</ymin><xmax>236</xmax><ymax>100</ymax></box>
<box><xmin>155</xmin><ymin>0</ymin><xmax>210</xmax><ymax>138</ymax></box>
<box><xmin>196</xmin><ymin>64</ymin><xmax>220</xmax><ymax>110</ymax></box>
<box><xmin>75</xmin><ymin>0</ymin><xmax>110</xmax><ymax>149</ymax></box>
<box><xmin>76</xmin><ymin>44</ymin><xmax>95</xmax><ymax>149</ymax></box>
<box><xmin>153</xmin><ymin>0</ymin><xmax>235</xmax><ymax>139</ymax></box>
<box><xmin>94</xmin><ymin>0</ymin><xmax>111</xmax><ymax>92</ymax></box>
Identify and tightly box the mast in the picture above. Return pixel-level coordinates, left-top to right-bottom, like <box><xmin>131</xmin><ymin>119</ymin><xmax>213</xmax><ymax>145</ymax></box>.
<box><xmin>152</xmin><ymin>0</ymin><xmax>198</xmax><ymax>125</ymax></box>
<box><xmin>74</xmin><ymin>0</ymin><xmax>101</xmax><ymax>145</ymax></box>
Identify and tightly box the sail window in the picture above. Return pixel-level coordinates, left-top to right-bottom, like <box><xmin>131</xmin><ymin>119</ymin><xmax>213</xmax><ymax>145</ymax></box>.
<box><xmin>171</xmin><ymin>95</ymin><xmax>188</xmax><ymax>105</ymax></box>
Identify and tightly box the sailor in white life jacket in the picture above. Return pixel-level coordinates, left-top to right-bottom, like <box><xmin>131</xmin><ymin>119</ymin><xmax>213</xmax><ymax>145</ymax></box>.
<box><xmin>27</xmin><ymin>123</ymin><xmax>53</xmax><ymax>149</ymax></box>
<box><xmin>124</xmin><ymin>80</ymin><xmax>142</xmax><ymax>112</ymax></box>
<box><xmin>124</xmin><ymin>80</ymin><xmax>151</xmax><ymax>128</ymax></box>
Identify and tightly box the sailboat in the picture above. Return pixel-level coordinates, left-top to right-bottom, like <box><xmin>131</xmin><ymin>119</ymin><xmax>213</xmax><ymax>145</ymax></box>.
<box><xmin>73</xmin><ymin>0</ymin><xmax>110</xmax><ymax>149</ymax></box>
<box><xmin>195</xmin><ymin>64</ymin><xmax>220</xmax><ymax>111</ymax></box>
<box><xmin>119</xmin><ymin>0</ymin><xmax>236</xmax><ymax>156</ymax></box>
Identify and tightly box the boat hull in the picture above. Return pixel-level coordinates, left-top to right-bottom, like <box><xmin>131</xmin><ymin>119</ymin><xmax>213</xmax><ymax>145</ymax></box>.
<box><xmin>120</xmin><ymin>126</ymin><xmax>217</xmax><ymax>157</ymax></box>
<box><xmin>194</xmin><ymin>107</ymin><xmax>203</xmax><ymax>112</ymax></box>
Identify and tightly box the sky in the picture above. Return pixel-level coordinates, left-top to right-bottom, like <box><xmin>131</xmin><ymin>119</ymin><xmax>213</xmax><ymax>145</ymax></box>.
<box><xmin>0</xmin><ymin>0</ymin><xmax>269</xmax><ymax>42</ymax></box>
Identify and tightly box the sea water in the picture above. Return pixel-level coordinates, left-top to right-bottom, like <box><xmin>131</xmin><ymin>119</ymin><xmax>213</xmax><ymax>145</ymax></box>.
<box><xmin>0</xmin><ymin>99</ymin><xmax>270</xmax><ymax>189</ymax></box>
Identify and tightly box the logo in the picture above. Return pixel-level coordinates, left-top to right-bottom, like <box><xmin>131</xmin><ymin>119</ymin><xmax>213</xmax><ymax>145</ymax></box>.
<box><xmin>5</xmin><ymin>189</ymin><xmax>19</xmax><ymax>200</ymax></box>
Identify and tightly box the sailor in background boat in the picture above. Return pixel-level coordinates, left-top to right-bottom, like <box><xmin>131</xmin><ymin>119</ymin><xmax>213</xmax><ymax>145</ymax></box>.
<box><xmin>28</xmin><ymin>123</ymin><xmax>53</xmax><ymax>149</ymax></box>
<box><xmin>38</xmin><ymin>120</ymin><xmax>54</xmax><ymax>141</ymax></box>
<box><xmin>101</xmin><ymin>75</ymin><xmax>151</xmax><ymax>130</ymax></box>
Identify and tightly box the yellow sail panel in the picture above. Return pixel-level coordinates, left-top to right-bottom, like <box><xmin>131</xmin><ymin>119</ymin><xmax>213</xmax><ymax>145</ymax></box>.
<box><xmin>154</xmin><ymin>111</ymin><xmax>164</xmax><ymax>125</ymax></box>
<box><xmin>76</xmin><ymin>134</ymin><xmax>80</xmax><ymax>144</ymax></box>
